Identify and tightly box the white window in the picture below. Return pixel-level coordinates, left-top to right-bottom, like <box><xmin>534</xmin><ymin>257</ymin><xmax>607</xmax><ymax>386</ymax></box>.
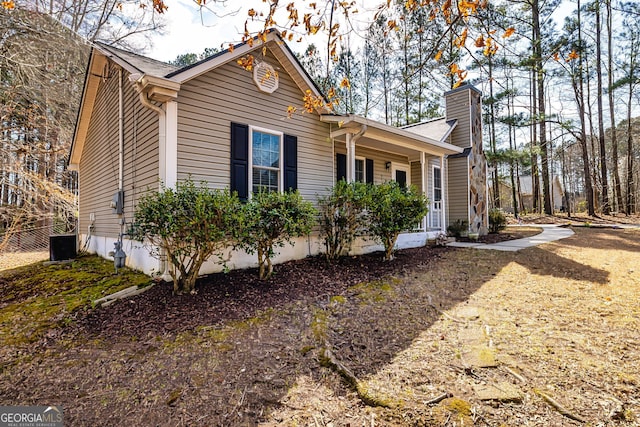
<box><xmin>355</xmin><ymin>157</ymin><xmax>365</xmax><ymax>183</ymax></box>
<box><xmin>250</xmin><ymin>127</ymin><xmax>283</xmax><ymax>194</ymax></box>
<box><xmin>433</xmin><ymin>166</ymin><xmax>442</xmax><ymax>201</ymax></box>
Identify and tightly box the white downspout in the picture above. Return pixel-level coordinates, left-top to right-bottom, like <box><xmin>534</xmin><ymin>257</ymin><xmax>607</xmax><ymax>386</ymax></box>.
<box><xmin>421</xmin><ymin>151</ymin><xmax>426</xmax><ymax>232</ymax></box>
<box><xmin>352</xmin><ymin>124</ymin><xmax>367</xmax><ymax>144</ymax></box>
<box><xmin>345</xmin><ymin>133</ymin><xmax>353</xmax><ymax>182</ymax></box>
<box><xmin>441</xmin><ymin>155</ymin><xmax>447</xmax><ymax>232</ymax></box>
<box><xmin>118</xmin><ymin>69</ymin><xmax>124</xmax><ymax>192</ymax></box>
<box><xmin>348</xmin><ymin>125</ymin><xmax>367</xmax><ymax>182</ymax></box>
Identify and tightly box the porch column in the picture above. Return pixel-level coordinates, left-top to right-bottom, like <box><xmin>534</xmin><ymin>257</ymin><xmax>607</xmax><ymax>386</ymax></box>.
<box><xmin>421</xmin><ymin>152</ymin><xmax>427</xmax><ymax>232</ymax></box>
<box><xmin>345</xmin><ymin>133</ymin><xmax>355</xmax><ymax>183</ymax></box>
<box><xmin>440</xmin><ymin>155</ymin><xmax>447</xmax><ymax>232</ymax></box>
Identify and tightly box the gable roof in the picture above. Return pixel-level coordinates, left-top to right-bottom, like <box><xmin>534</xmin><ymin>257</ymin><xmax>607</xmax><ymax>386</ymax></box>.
<box><xmin>320</xmin><ymin>114</ymin><xmax>463</xmax><ymax>157</ymax></box>
<box><xmin>69</xmin><ymin>30</ymin><xmax>326</xmax><ymax>169</ymax></box>
<box><xmin>94</xmin><ymin>42</ymin><xmax>179</xmax><ymax>77</ymax></box>
<box><xmin>403</xmin><ymin>117</ymin><xmax>458</xmax><ymax>143</ymax></box>
<box><xmin>164</xmin><ymin>30</ymin><xmax>325</xmax><ymax>99</ymax></box>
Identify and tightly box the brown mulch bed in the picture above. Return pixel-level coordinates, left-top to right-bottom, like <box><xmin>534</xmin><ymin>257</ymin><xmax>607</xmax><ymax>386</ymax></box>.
<box><xmin>72</xmin><ymin>246</ymin><xmax>449</xmax><ymax>342</ymax></box>
<box><xmin>455</xmin><ymin>226</ymin><xmax>542</xmax><ymax>244</ymax></box>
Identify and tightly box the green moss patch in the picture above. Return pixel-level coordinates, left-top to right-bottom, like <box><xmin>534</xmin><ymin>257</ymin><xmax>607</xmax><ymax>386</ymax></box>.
<box><xmin>0</xmin><ymin>255</ymin><xmax>152</xmax><ymax>346</ymax></box>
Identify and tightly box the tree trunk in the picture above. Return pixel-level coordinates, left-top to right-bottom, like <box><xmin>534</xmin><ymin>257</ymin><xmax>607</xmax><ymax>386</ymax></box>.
<box><xmin>626</xmin><ymin>84</ymin><xmax>635</xmax><ymax>214</ymax></box>
<box><xmin>595</xmin><ymin>1</ymin><xmax>610</xmax><ymax>214</ymax></box>
<box><xmin>384</xmin><ymin>235</ymin><xmax>397</xmax><ymax>261</ymax></box>
<box><xmin>403</xmin><ymin>24</ymin><xmax>410</xmax><ymax>125</ymax></box>
<box><xmin>506</xmin><ymin>75</ymin><xmax>519</xmax><ymax>218</ymax></box>
<box><xmin>532</xmin><ymin>0</ymin><xmax>552</xmax><ymax>215</ymax></box>
<box><xmin>607</xmin><ymin>0</ymin><xmax>624</xmax><ymax>213</ymax></box>
<box><xmin>576</xmin><ymin>0</ymin><xmax>596</xmax><ymax>216</ymax></box>
<box><xmin>258</xmin><ymin>245</ymin><xmax>273</xmax><ymax>280</ymax></box>
<box><xmin>530</xmin><ymin>67</ymin><xmax>540</xmax><ymax>214</ymax></box>
<box><xmin>488</xmin><ymin>56</ymin><xmax>501</xmax><ymax>209</ymax></box>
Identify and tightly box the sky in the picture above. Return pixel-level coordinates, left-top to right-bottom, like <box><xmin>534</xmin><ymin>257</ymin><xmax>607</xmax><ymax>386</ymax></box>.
<box><xmin>146</xmin><ymin>1</ymin><xmax>576</xmax><ymax>64</ymax></box>
<box><xmin>146</xmin><ymin>0</ymin><xmax>328</xmax><ymax>62</ymax></box>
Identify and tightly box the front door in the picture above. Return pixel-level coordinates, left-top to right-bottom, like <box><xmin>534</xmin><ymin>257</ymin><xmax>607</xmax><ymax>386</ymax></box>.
<box><xmin>392</xmin><ymin>164</ymin><xmax>409</xmax><ymax>188</ymax></box>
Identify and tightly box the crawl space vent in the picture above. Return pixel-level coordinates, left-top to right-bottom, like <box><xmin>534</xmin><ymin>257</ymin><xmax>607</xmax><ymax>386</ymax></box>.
<box><xmin>253</xmin><ymin>62</ymin><xmax>279</xmax><ymax>93</ymax></box>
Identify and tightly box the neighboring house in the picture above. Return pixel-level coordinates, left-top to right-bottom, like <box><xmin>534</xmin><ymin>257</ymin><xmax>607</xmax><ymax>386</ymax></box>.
<box><xmin>489</xmin><ymin>175</ymin><xmax>565</xmax><ymax>213</ymax></box>
<box><xmin>69</xmin><ymin>30</ymin><xmax>488</xmax><ymax>276</ymax></box>
<box><xmin>511</xmin><ymin>175</ymin><xmax>564</xmax><ymax>213</ymax></box>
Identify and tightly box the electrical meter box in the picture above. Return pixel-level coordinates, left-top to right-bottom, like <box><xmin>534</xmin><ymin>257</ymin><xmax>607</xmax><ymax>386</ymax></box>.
<box><xmin>110</xmin><ymin>190</ymin><xmax>125</xmax><ymax>214</ymax></box>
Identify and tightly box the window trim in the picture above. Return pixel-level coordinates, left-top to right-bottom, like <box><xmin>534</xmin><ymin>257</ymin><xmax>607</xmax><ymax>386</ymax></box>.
<box><xmin>391</xmin><ymin>163</ymin><xmax>410</xmax><ymax>187</ymax></box>
<box><xmin>248</xmin><ymin>125</ymin><xmax>284</xmax><ymax>195</ymax></box>
<box><xmin>354</xmin><ymin>156</ymin><xmax>366</xmax><ymax>183</ymax></box>
<box><xmin>432</xmin><ymin>165</ymin><xmax>442</xmax><ymax>201</ymax></box>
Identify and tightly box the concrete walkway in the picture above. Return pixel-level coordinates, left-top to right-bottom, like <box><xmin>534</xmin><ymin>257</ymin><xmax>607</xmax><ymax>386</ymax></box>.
<box><xmin>447</xmin><ymin>224</ymin><xmax>575</xmax><ymax>252</ymax></box>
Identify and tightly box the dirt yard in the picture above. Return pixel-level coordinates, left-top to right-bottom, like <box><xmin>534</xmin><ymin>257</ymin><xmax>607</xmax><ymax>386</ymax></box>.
<box><xmin>0</xmin><ymin>250</ymin><xmax>48</xmax><ymax>270</ymax></box>
<box><xmin>0</xmin><ymin>227</ymin><xmax>638</xmax><ymax>426</ymax></box>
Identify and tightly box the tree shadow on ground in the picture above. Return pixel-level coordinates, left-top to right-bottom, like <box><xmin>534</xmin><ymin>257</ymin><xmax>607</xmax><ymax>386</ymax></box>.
<box><xmin>509</xmin><ymin>245</ymin><xmax>609</xmax><ymax>284</ymax></box>
<box><xmin>557</xmin><ymin>227</ymin><xmax>640</xmax><ymax>253</ymax></box>
<box><xmin>0</xmin><ymin>230</ymin><xmax>611</xmax><ymax>425</ymax></box>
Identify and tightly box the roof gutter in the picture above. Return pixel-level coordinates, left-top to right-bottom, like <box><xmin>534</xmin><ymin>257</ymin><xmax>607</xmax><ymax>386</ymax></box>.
<box><xmin>352</xmin><ymin>124</ymin><xmax>367</xmax><ymax>143</ymax></box>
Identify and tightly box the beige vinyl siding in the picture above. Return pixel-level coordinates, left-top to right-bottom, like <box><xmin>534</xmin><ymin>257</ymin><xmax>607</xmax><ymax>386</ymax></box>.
<box><xmin>79</xmin><ymin>70</ymin><xmax>120</xmax><ymax>237</ymax></box>
<box><xmin>446</xmin><ymin>156</ymin><xmax>469</xmax><ymax>226</ymax></box>
<box><xmin>176</xmin><ymin>50</ymin><xmax>333</xmax><ymax>202</ymax></box>
<box><xmin>410</xmin><ymin>161</ymin><xmax>422</xmax><ymax>191</ymax></box>
<box><xmin>79</xmin><ymin>64</ymin><xmax>159</xmax><ymax>238</ymax></box>
<box><xmin>122</xmin><ymin>80</ymin><xmax>159</xmax><ymax>211</ymax></box>
<box><xmin>445</xmin><ymin>90</ymin><xmax>471</xmax><ymax>149</ymax></box>
<box><xmin>334</xmin><ymin>145</ymin><xmax>407</xmax><ymax>184</ymax></box>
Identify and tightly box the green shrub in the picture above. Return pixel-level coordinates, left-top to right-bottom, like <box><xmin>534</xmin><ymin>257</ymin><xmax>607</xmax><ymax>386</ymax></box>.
<box><xmin>318</xmin><ymin>180</ymin><xmax>370</xmax><ymax>260</ymax></box>
<box><xmin>238</xmin><ymin>190</ymin><xmax>316</xmax><ymax>280</ymax></box>
<box><xmin>447</xmin><ymin>219</ymin><xmax>468</xmax><ymax>237</ymax></box>
<box><xmin>129</xmin><ymin>180</ymin><xmax>242</xmax><ymax>294</ymax></box>
<box><xmin>488</xmin><ymin>208</ymin><xmax>507</xmax><ymax>234</ymax></box>
<box><xmin>366</xmin><ymin>181</ymin><xmax>429</xmax><ymax>261</ymax></box>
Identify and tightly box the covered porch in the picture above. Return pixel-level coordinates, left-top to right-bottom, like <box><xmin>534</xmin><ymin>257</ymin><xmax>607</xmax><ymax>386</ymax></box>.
<box><xmin>320</xmin><ymin>114</ymin><xmax>463</xmax><ymax>236</ymax></box>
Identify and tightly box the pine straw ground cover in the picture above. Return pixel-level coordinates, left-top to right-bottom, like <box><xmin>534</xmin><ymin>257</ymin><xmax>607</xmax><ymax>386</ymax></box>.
<box><xmin>0</xmin><ymin>226</ymin><xmax>638</xmax><ymax>426</ymax></box>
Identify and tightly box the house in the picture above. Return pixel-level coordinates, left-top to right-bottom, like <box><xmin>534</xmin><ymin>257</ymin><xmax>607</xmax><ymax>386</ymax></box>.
<box><xmin>69</xmin><ymin>30</ymin><xmax>488</xmax><ymax>277</ymax></box>
<box><xmin>493</xmin><ymin>175</ymin><xmax>565</xmax><ymax>213</ymax></box>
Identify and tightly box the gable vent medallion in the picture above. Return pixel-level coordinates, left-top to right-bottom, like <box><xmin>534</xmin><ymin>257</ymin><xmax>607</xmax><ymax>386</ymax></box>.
<box><xmin>253</xmin><ymin>62</ymin><xmax>279</xmax><ymax>94</ymax></box>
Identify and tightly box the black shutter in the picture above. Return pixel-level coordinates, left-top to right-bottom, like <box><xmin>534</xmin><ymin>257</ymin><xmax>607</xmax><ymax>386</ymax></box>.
<box><xmin>366</xmin><ymin>158</ymin><xmax>374</xmax><ymax>184</ymax></box>
<box><xmin>336</xmin><ymin>153</ymin><xmax>346</xmax><ymax>182</ymax></box>
<box><xmin>230</xmin><ymin>122</ymin><xmax>249</xmax><ymax>201</ymax></box>
<box><xmin>283</xmin><ymin>134</ymin><xmax>298</xmax><ymax>192</ymax></box>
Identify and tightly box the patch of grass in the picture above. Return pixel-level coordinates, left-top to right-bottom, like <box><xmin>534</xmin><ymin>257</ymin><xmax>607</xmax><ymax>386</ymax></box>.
<box><xmin>0</xmin><ymin>255</ymin><xmax>152</xmax><ymax>346</ymax></box>
<box><xmin>311</xmin><ymin>308</ymin><xmax>329</xmax><ymax>342</ymax></box>
<box><xmin>474</xmin><ymin>346</ymin><xmax>497</xmax><ymax>366</ymax></box>
<box><xmin>432</xmin><ymin>397</ymin><xmax>474</xmax><ymax>425</ymax></box>
<box><xmin>350</xmin><ymin>279</ymin><xmax>397</xmax><ymax>304</ymax></box>
<box><xmin>299</xmin><ymin>345</ymin><xmax>315</xmax><ymax>355</ymax></box>
<box><xmin>355</xmin><ymin>380</ymin><xmax>398</xmax><ymax>408</ymax></box>
<box><xmin>444</xmin><ymin>397</ymin><xmax>472</xmax><ymax>416</ymax></box>
<box><xmin>165</xmin><ymin>309</ymin><xmax>277</xmax><ymax>352</ymax></box>
<box><xmin>330</xmin><ymin>295</ymin><xmax>347</xmax><ymax>305</ymax></box>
